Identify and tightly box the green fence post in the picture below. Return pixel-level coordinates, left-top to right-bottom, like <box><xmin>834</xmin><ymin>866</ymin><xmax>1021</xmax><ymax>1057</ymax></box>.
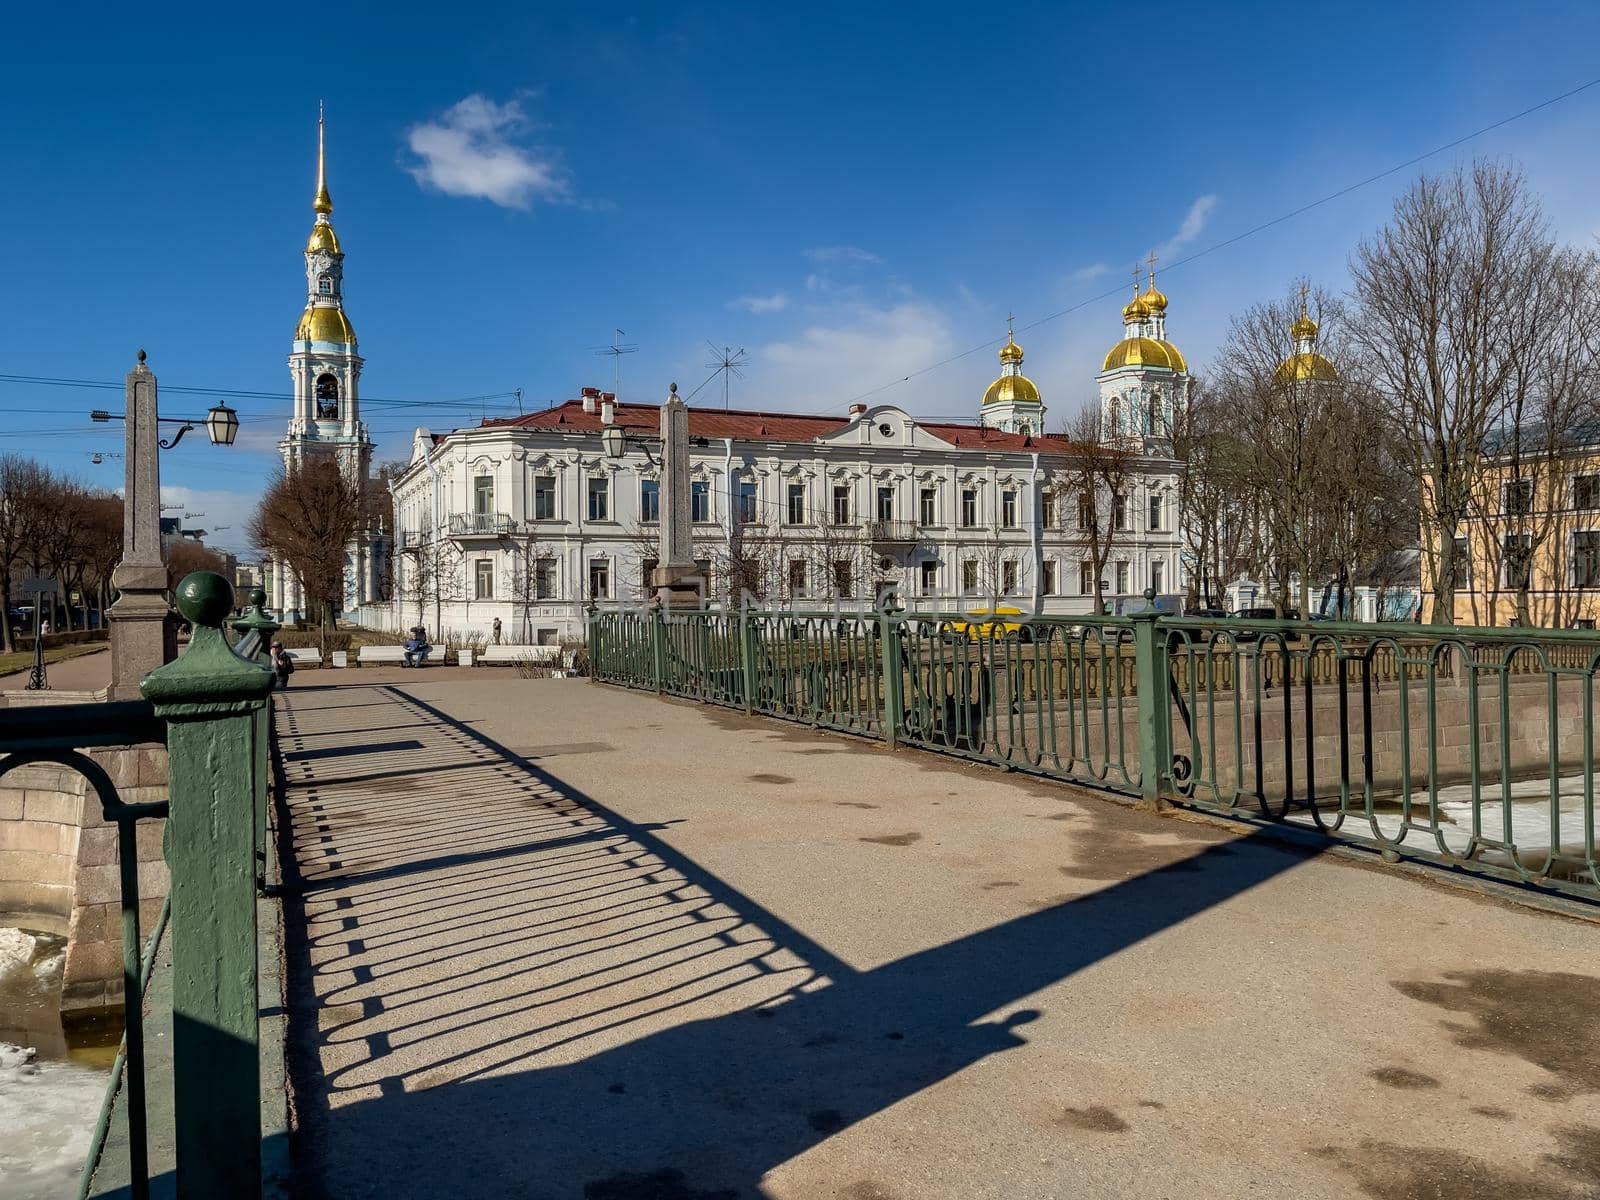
<box><xmin>585</xmin><ymin>602</ymin><xmax>601</xmax><ymax>681</ymax></box>
<box><xmin>1131</xmin><ymin>587</ymin><xmax>1170</xmax><ymax>810</ymax></box>
<box><xmin>651</xmin><ymin>608</ymin><xmax>667</xmax><ymax>694</ymax></box>
<box><xmin>231</xmin><ymin>588</ymin><xmax>280</xmax><ymax>894</ymax></box>
<box><xmin>141</xmin><ymin>572</ymin><xmax>274</xmax><ymax>1200</ymax></box>
<box><xmin>878</xmin><ymin>594</ymin><xmax>904</xmax><ymax>749</ymax></box>
<box><xmin>739</xmin><ymin>602</ymin><xmax>759</xmax><ymax>715</ymax></box>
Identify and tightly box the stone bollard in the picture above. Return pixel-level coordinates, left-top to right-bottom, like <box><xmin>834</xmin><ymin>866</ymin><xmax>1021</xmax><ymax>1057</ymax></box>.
<box><xmin>141</xmin><ymin>571</ymin><xmax>274</xmax><ymax>1200</ymax></box>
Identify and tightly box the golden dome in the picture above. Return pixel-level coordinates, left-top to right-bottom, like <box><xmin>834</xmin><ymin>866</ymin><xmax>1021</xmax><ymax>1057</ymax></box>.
<box><xmin>998</xmin><ymin>334</ymin><xmax>1024</xmax><ymax>364</ymax></box>
<box><xmin>1274</xmin><ymin>352</ymin><xmax>1337</xmax><ymax>383</ymax></box>
<box><xmin>983</xmin><ymin>374</ymin><xmax>1042</xmax><ymax>405</ymax></box>
<box><xmin>306</xmin><ymin>222</ymin><xmax>342</xmax><ymax>254</ymax></box>
<box><xmin>1122</xmin><ymin>295</ymin><xmax>1149</xmax><ymax>323</ymax></box>
<box><xmin>1140</xmin><ymin>281</ymin><xmax>1168</xmax><ymax>314</ymax></box>
<box><xmin>1102</xmin><ymin>337</ymin><xmax>1187</xmax><ymax>373</ymax></box>
<box><xmin>1290</xmin><ymin>311</ymin><xmax>1318</xmax><ymax>340</ymax></box>
<box><xmin>295</xmin><ymin>305</ymin><xmax>357</xmax><ymax>346</ymax></box>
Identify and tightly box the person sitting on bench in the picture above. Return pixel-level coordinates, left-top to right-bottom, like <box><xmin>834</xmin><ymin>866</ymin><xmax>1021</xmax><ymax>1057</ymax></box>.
<box><xmin>402</xmin><ymin>626</ymin><xmax>432</xmax><ymax>667</ymax></box>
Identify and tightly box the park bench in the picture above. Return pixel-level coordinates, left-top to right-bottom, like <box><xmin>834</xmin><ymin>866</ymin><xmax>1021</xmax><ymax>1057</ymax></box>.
<box><xmin>358</xmin><ymin>645</ymin><xmax>426</xmax><ymax>667</ymax></box>
<box><xmin>476</xmin><ymin>645</ymin><xmax>563</xmax><ymax>667</ymax></box>
<box><xmin>284</xmin><ymin>648</ymin><xmax>321</xmax><ymax>668</ymax></box>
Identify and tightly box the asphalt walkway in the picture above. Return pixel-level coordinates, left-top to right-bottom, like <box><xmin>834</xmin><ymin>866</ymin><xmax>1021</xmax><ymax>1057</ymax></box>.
<box><xmin>274</xmin><ymin>670</ymin><xmax>1600</xmax><ymax>1200</ymax></box>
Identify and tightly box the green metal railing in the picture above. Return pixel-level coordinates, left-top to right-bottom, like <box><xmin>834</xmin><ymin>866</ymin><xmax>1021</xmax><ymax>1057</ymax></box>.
<box><xmin>0</xmin><ymin>573</ymin><xmax>277</xmax><ymax>1200</ymax></box>
<box><xmin>590</xmin><ymin>600</ymin><xmax>1600</xmax><ymax>901</ymax></box>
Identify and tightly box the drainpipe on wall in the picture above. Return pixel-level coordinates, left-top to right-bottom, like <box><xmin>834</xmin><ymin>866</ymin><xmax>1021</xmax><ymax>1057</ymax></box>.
<box><xmin>1029</xmin><ymin>452</ymin><xmax>1042</xmax><ymax>614</ymax></box>
<box><xmin>423</xmin><ymin>437</ymin><xmax>443</xmax><ymax>636</ymax></box>
<box><xmin>723</xmin><ymin>438</ymin><xmax>736</xmax><ymax>601</ymax></box>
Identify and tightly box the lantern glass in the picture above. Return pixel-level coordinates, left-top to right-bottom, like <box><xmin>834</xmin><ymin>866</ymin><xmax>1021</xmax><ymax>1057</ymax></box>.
<box><xmin>206</xmin><ymin>403</ymin><xmax>240</xmax><ymax>447</ymax></box>
<box><xmin>601</xmin><ymin>424</ymin><xmax>623</xmax><ymax>459</ymax></box>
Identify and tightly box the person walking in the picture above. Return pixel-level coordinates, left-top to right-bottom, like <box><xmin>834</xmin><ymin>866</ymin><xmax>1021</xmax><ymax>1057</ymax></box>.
<box><xmin>492</xmin><ymin>617</ymin><xmax>502</xmax><ymax>645</ymax></box>
<box><xmin>270</xmin><ymin>641</ymin><xmax>294</xmax><ymax>689</ymax></box>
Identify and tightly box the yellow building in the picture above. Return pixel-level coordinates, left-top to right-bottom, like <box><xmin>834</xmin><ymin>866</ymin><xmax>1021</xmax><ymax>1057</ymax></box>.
<box><xmin>1420</xmin><ymin>434</ymin><xmax>1600</xmax><ymax>628</ymax></box>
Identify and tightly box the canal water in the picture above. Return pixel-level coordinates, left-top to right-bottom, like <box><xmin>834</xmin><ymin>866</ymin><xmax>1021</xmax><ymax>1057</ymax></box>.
<box><xmin>0</xmin><ymin>925</ymin><xmax>123</xmax><ymax>1200</ymax></box>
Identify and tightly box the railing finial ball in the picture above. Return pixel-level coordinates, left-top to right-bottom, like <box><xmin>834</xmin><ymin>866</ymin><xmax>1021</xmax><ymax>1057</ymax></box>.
<box><xmin>248</xmin><ymin>587</ymin><xmax>267</xmax><ymax>609</ymax></box>
<box><xmin>175</xmin><ymin>571</ymin><xmax>235</xmax><ymax>628</ymax></box>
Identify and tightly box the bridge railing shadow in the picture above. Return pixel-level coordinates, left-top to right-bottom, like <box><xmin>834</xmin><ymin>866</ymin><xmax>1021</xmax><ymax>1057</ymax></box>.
<box><xmin>276</xmin><ymin>683</ymin><xmax>1317</xmax><ymax>1199</ymax></box>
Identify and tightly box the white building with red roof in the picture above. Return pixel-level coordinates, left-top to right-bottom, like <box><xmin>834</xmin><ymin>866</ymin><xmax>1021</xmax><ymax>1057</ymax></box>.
<box><xmin>377</xmin><ymin>324</ymin><xmax>1184</xmax><ymax>644</ymax></box>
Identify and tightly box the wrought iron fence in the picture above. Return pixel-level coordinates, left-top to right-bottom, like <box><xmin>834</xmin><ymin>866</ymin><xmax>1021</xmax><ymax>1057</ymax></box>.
<box><xmin>589</xmin><ymin>602</ymin><xmax>1600</xmax><ymax>901</ymax></box>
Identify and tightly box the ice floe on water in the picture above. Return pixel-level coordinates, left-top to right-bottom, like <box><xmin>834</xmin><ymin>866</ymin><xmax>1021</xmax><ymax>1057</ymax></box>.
<box><xmin>0</xmin><ymin>927</ymin><xmax>113</xmax><ymax>1200</ymax></box>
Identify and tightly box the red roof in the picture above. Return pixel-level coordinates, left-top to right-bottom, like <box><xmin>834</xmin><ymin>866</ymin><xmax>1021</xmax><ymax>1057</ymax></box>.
<box><xmin>481</xmin><ymin>399</ymin><xmax>1082</xmax><ymax>455</ymax></box>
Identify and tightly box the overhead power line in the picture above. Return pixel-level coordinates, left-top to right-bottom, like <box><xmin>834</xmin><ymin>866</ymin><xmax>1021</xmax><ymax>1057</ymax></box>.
<box><xmin>822</xmin><ymin>72</ymin><xmax>1600</xmax><ymax>414</ymax></box>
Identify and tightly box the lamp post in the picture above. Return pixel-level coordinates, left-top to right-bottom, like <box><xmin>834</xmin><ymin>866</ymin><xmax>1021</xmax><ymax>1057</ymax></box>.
<box><xmin>102</xmin><ymin>350</ymin><xmax>239</xmax><ymax>699</ymax></box>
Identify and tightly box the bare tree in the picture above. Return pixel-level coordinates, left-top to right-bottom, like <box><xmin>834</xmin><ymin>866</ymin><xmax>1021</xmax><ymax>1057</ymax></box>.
<box><xmin>165</xmin><ymin>539</ymin><xmax>226</xmax><ymax>592</ymax></box>
<box><xmin>394</xmin><ymin>533</ymin><xmax>463</xmax><ymax>633</ymax></box>
<box><xmin>0</xmin><ymin>455</ymin><xmax>51</xmax><ymax>651</ymax></box>
<box><xmin>1350</xmin><ymin>161</ymin><xmax>1557</xmax><ymax>622</ymax></box>
<box><xmin>1056</xmin><ymin>406</ymin><xmax>1134</xmax><ymax>615</ymax></box>
<box><xmin>249</xmin><ymin>457</ymin><xmax>367</xmax><ymax>647</ymax></box>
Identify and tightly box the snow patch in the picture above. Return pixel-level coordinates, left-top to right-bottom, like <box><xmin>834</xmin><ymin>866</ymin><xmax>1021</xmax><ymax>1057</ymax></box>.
<box><xmin>0</xmin><ymin>1041</ymin><xmax>105</xmax><ymax>1199</ymax></box>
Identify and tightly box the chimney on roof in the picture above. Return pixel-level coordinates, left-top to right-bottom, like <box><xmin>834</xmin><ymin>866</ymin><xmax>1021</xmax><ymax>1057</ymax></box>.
<box><xmin>581</xmin><ymin>387</ymin><xmax>598</xmax><ymax>414</ymax></box>
<box><xmin>600</xmin><ymin>395</ymin><xmax>615</xmax><ymax>425</ymax></box>
<box><xmin>848</xmin><ymin>403</ymin><xmax>867</xmax><ymax>417</ymax></box>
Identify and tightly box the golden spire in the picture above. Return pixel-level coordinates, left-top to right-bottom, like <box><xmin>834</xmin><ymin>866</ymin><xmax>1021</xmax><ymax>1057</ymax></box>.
<box><xmin>1140</xmin><ymin>251</ymin><xmax>1169</xmax><ymax>314</ymax></box>
<box><xmin>999</xmin><ymin>311</ymin><xmax>1024</xmax><ymax>363</ymax></box>
<box><xmin>1290</xmin><ymin>281</ymin><xmax>1318</xmax><ymax>340</ymax></box>
<box><xmin>313</xmin><ymin>102</ymin><xmax>333</xmax><ymax>216</ymax></box>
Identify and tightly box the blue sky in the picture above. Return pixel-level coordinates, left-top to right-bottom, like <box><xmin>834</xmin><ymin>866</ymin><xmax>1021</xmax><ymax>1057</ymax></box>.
<box><xmin>3</xmin><ymin>2</ymin><xmax>1599</xmax><ymax>555</ymax></box>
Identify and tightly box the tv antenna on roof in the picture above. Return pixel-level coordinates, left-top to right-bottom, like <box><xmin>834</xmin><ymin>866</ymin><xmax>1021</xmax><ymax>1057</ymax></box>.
<box><xmin>704</xmin><ymin>342</ymin><xmax>748</xmax><ymax>410</ymax></box>
<box><xmin>590</xmin><ymin>329</ymin><xmax>639</xmax><ymax>396</ymax></box>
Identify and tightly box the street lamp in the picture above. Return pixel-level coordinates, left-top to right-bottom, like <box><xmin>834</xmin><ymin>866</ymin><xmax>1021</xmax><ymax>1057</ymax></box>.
<box><xmin>91</xmin><ymin>400</ymin><xmax>240</xmax><ymax>450</ymax></box>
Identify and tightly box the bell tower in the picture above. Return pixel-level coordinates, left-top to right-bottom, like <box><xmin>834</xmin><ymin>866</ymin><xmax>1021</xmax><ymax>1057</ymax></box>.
<box><xmin>273</xmin><ymin>108</ymin><xmax>379</xmax><ymax>619</ymax></box>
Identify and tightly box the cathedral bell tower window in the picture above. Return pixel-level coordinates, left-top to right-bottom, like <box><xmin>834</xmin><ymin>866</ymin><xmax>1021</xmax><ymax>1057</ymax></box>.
<box><xmin>315</xmin><ymin>373</ymin><xmax>340</xmax><ymax>419</ymax></box>
<box><xmin>318</xmin><ymin>275</ymin><xmax>333</xmax><ymax>295</ymax></box>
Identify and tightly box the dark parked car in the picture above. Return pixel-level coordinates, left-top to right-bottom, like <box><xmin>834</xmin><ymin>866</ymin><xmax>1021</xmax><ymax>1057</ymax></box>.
<box><xmin>1226</xmin><ymin>606</ymin><xmax>1301</xmax><ymax>643</ymax></box>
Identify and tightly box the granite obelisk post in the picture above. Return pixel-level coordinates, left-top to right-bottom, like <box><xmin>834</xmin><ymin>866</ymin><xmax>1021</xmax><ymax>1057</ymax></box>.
<box><xmin>108</xmin><ymin>350</ymin><xmax>176</xmax><ymax>699</ymax></box>
<box><xmin>650</xmin><ymin>383</ymin><xmax>705</xmax><ymax>608</ymax></box>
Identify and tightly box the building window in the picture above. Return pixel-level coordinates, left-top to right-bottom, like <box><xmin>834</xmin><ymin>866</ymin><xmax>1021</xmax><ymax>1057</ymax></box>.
<box><xmin>788</xmin><ymin>559</ymin><xmax>807</xmax><ymax>598</ymax></box>
<box><xmin>832</xmin><ymin>484</ymin><xmax>851</xmax><ymax>525</ymax></box>
<box><xmin>474</xmin><ymin>558</ymin><xmax>494</xmax><ymax>600</ymax></box>
<box><xmin>787</xmin><ymin>482</ymin><xmax>806</xmax><ymax>525</ymax></box>
<box><xmin>534</xmin><ymin>558</ymin><xmax>555</xmax><ymax>599</ymax></box>
<box><xmin>1041</xmin><ymin>561</ymin><xmax>1056</xmax><ymax>596</ymax></box>
<box><xmin>1575</xmin><ymin>532</ymin><xmax>1600</xmax><ymax>587</ymax></box>
<box><xmin>1077</xmin><ymin>495</ymin><xmax>1094</xmax><ymax>530</ymax></box>
<box><xmin>1041</xmin><ymin>490</ymin><xmax>1055</xmax><ymax>529</ymax></box>
<box><xmin>314</xmin><ymin>373</ymin><xmax>339</xmax><ymax>419</ymax></box>
<box><xmin>1575</xmin><ymin>475</ymin><xmax>1600</xmax><ymax>511</ymax></box>
<box><xmin>833</xmin><ymin>560</ymin><xmax>853</xmax><ymax>599</ymax></box>
<box><xmin>920</xmin><ymin>487</ymin><xmax>936</xmax><ymax>526</ymax></box>
<box><xmin>1112</xmin><ymin>493</ymin><xmax>1128</xmax><ymax>531</ymax></box>
<box><xmin>1504</xmin><ymin>479</ymin><xmax>1534</xmax><ymax>516</ymax></box>
<box><xmin>960</xmin><ymin>489</ymin><xmax>977</xmax><ymax>528</ymax></box>
<box><xmin>1115</xmin><ymin>562</ymin><xmax>1129</xmax><ymax>594</ymax></box>
<box><xmin>589</xmin><ymin>557</ymin><xmax>610</xmax><ymax>599</ymax></box>
<box><xmin>317</xmin><ymin>275</ymin><xmax>333</xmax><ymax>295</ymax></box>
<box><xmin>1148</xmin><ymin>493</ymin><xmax>1163</xmax><ymax>532</ymax></box>
<box><xmin>1448</xmin><ymin>535</ymin><xmax>1470</xmax><ymax>591</ymax></box>
<box><xmin>534</xmin><ymin>475</ymin><xmax>556</xmax><ymax>521</ymax></box>
<box><xmin>876</xmin><ymin>485</ymin><xmax>894</xmax><ymax>522</ymax></box>
<box><xmin>691</xmin><ymin>480</ymin><xmax>710</xmax><ymax>523</ymax></box>
<box><xmin>473</xmin><ymin>475</ymin><xmax>494</xmax><ymax>515</ymax></box>
<box><xmin>1502</xmin><ymin>533</ymin><xmax>1532</xmax><ymax>588</ymax></box>
<box><xmin>1079</xmin><ymin>561</ymin><xmax>1094</xmax><ymax>595</ymax></box>
<box><xmin>961</xmin><ymin>560</ymin><xmax>978</xmax><ymax>594</ymax></box>
<box><xmin>920</xmin><ymin>560</ymin><xmax>938</xmax><ymax>596</ymax></box>
<box><xmin>587</xmin><ymin>477</ymin><xmax>609</xmax><ymax>521</ymax></box>
<box><xmin>1001</xmin><ymin>490</ymin><xmax>1018</xmax><ymax>529</ymax></box>
<box><xmin>640</xmin><ymin>479</ymin><xmax>660</xmax><ymax>523</ymax></box>
<box><xmin>738</xmin><ymin>479</ymin><xmax>758</xmax><ymax>524</ymax></box>
<box><xmin>1152</xmin><ymin>560</ymin><xmax>1165</xmax><ymax>594</ymax></box>
<box><xmin>1002</xmin><ymin>559</ymin><xmax>1018</xmax><ymax>594</ymax></box>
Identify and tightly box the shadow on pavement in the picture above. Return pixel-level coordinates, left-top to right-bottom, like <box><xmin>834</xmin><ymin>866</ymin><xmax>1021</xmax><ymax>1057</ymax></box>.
<box><xmin>277</xmin><ymin>684</ymin><xmax>1318</xmax><ymax>1200</ymax></box>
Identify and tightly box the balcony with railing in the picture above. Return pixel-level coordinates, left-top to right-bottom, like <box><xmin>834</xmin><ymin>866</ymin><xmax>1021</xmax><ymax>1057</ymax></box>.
<box><xmin>868</xmin><ymin>519</ymin><xmax>922</xmax><ymax>550</ymax></box>
<box><xmin>448</xmin><ymin>512</ymin><xmax>520</xmax><ymax>538</ymax></box>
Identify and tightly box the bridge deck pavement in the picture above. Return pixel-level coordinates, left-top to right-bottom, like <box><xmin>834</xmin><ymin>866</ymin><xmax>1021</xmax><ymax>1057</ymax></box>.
<box><xmin>273</xmin><ymin>672</ymin><xmax>1600</xmax><ymax>1200</ymax></box>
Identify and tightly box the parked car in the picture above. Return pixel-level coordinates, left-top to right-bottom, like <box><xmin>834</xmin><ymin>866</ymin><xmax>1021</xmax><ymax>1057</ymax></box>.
<box><xmin>1226</xmin><ymin>606</ymin><xmax>1301</xmax><ymax>643</ymax></box>
<box><xmin>944</xmin><ymin>606</ymin><xmax>1037</xmax><ymax>643</ymax></box>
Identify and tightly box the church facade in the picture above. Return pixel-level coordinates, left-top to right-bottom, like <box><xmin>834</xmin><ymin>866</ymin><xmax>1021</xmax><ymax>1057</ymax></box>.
<box><xmin>373</xmin><ymin>284</ymin><xmax>1190</xmax><ymax>643</ymax></box>
<box><xmin>268</xmin><ymin>115</ymin><xmax>384</xmax><ymax>620</ymax></box>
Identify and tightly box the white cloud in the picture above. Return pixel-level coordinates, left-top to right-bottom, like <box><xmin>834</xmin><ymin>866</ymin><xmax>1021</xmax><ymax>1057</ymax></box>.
<box><xmin>1156</xmin><ymin>194</ymin><xmax>1219</xmax><ymax>258</ymax></box>
<box><xmin>1067</xmin><ymin>262</ymin><xmax>1112</xmax><ymax>284</ymax></box>
<box><xmin>755</xmin><ymin>302</ymin><xmax>960</xmax><ymax>413</ymax></box>
<box><xmin>803</xmin><ymin>245</ymin><xmax>882</xmax><ymax>265</ymax></box>
<box><xmin>729</xmin><ymin>292</ymin><xmax>789</xmax><ymax>314</ymax></box>
<box><xmin>406</xmin><ymin>95</ymin><xmax>570</xmax><ymax>209</ymax></box>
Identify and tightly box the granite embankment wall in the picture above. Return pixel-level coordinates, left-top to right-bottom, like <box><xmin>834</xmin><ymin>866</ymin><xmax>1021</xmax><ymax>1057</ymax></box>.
<box><xmin>0</xmin><ymin>738</ymin><xmax>168</xmax><ymax>1011</ymax></box>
